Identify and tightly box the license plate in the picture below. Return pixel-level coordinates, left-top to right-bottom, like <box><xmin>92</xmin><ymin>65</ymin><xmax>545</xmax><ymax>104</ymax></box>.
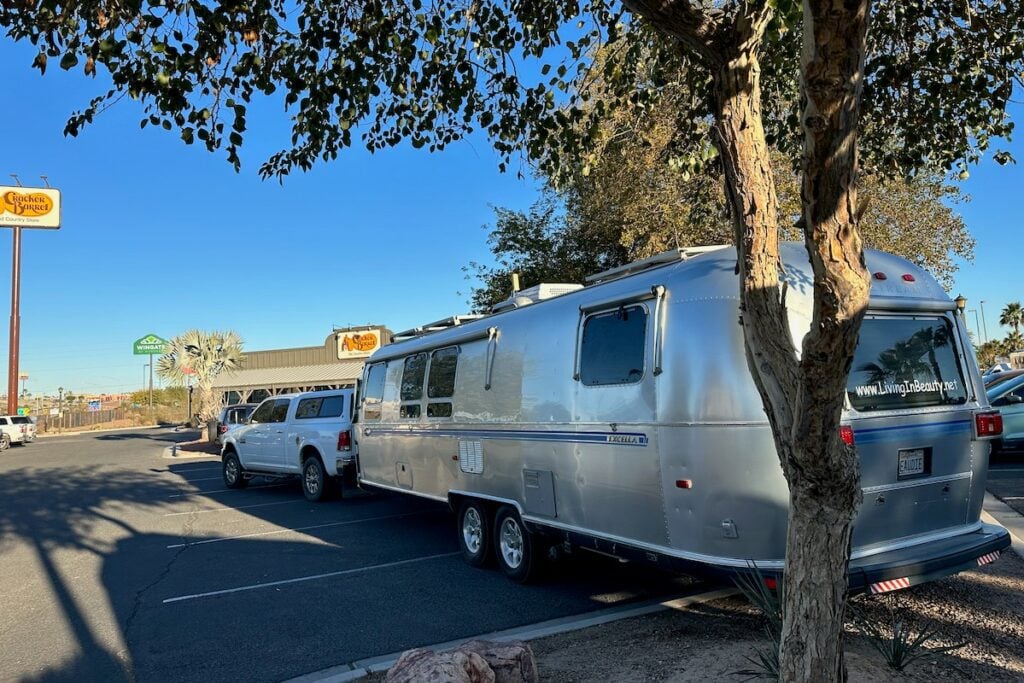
<box><xmin>898</xmin><ymin>448</ymin><xmax>926</xmax><ymax>478</ymax></box>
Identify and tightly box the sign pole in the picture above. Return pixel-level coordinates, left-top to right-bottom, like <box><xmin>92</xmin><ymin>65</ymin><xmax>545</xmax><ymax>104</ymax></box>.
<box><xmin>7</xmin><ymin>226</ymin><xmax>21</xmax><ymax>416</ymax></box>
<box><xmin>149</xmin><ymin>354</ymin><xmax>154</xmax><ymax>413</ymax></box>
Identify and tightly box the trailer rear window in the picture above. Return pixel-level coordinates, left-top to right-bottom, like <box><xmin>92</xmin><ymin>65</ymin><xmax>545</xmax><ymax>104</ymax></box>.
<box><xmin>580</xmin><ymin>305</ymin><xmax>648</xmax><ymax>386</ymax></box>
<box><xmin>847</xmin><ymin>316</ymin><xmax>968</xmax><ymax>412</ymax></box>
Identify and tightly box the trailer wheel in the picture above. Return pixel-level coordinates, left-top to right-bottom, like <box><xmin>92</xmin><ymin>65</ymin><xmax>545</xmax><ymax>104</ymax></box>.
<box><xmin>223</xmin><ymin>452</ymin><xmax>248</xmax><ymax>489</ymax></box>
<box><xmin>457</xmin><ymin>500</ymin><xmax>492</xmax><ymax>567</ymax></box>
<box><xmin>493</xmin><ymin>506</ymin><xmax>540</xmax><ymax>583</ymax></box>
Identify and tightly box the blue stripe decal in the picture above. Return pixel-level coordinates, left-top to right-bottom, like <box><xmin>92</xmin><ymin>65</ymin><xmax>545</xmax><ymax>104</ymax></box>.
<box><xmin>853</xmin><ymin>419</ymin><xmax>972</xmax><ymax>444</ymax></box>
<box><xmin>363</xmin><ymin>427</ymin><xmax>649</xmax><ymax>447</ymax></box>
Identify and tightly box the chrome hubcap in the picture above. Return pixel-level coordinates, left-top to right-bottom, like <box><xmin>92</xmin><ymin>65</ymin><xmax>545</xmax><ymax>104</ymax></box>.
<box><xmin>499</xmin><ymin>517</ymin><xmax>524</xmax><ymax>569</ymax></box>
<box><xmin>225</xmin><ymin>458</ymin><xmax>238</xmax><ymax>483</ymax></box>
<box><xmin>305</xmin><ymin>463</ymin><xmax>320</xmax><ymax>493</ymax></box>
<box><xmin>462</xmin><ymin>507</ymin><xmax>483</xmax><ymax>554</ymax></box>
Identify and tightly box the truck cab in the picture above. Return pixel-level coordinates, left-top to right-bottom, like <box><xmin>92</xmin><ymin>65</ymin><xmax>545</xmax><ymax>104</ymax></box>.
<box><xmin>220</xmin><ymin>389</ymin><xmax>356</xmax><ymax>501</ymax></box>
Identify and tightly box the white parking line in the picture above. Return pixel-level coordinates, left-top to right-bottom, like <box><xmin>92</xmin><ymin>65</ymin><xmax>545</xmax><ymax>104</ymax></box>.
<box><xmin>167</xmin><ymin>483</ymin><xmax>291</xmax><ymax>498</ymax></box>
<box><xmin>165</xmin><ymin>511</ymin><xmax>428</xmax><ymax>548</ymax></box>
<box><xmin>162</xmin><ymin>552</ymin><xmax>460</xmax><ymax>604</ymax></box>
<box><xmin>163</xmin><ymin>500</ymin><xmax>307</xmax><ymax>517</ymax></box>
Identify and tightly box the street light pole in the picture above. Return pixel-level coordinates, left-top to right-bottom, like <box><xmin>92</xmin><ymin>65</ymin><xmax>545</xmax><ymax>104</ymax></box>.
<box><xmin>969</xmin><ymin>309</ymin><xmax>982</xmax><ymax>343</ymax></box>
<box><xmin>980</xmin><ymin>300</ymin><xmax>990</xmax><ymax>344</ymax></box>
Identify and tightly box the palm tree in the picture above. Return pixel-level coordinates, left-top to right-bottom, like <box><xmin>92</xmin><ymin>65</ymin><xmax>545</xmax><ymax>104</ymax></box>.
<box><xmin>156</xmin><ymin>330</ymin><xmax>244</xmax><ymax>434</ymax></box>
<box><xmin>1001</xmin><ymin>330</ymin><xmax>1024</xmax><ymax>355</ymax></box>
<box><xmin>1000</xmin><ymin>302</ymin><xmax>1024</xmax><ymax>335</ymax></box>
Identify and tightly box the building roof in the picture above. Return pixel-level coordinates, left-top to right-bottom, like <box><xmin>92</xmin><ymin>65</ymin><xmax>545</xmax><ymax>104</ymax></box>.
<box><xmin>211</xmin><ymin>360</ymin><xmax>365</xmax><ymax>390</ymax></box>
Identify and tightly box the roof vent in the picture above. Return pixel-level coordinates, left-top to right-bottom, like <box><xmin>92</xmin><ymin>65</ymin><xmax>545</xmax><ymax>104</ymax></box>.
<box><xmin>491</xmin><ymin>283</ymin><xmax>584</xmax><ymax>313</ymax></box>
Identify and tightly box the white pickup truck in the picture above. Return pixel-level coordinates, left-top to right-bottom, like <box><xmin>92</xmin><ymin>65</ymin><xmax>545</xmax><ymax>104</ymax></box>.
<box><xmin>220</xmin><ymin>389</ymin><xmax>356</xmax><ymax>501</ymax></box>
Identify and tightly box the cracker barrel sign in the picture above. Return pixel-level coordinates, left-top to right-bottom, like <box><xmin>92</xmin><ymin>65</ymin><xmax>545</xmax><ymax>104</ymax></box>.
<box><xmin>0</xmin><ymin>187</ymin><xmax>62</xmax><ymax>229</ymax></box>
<box><xmin>337</xmin><ymin>330</ymin><xmax>382</xmax><ymax>359</ymax></box>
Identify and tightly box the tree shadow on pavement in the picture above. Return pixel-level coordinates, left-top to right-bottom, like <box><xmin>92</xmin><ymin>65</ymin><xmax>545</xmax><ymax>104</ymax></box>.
<box><xmin>0</xmin><ymin>465</ymin><xmax>185</xmax><ymax>682</ymax></box>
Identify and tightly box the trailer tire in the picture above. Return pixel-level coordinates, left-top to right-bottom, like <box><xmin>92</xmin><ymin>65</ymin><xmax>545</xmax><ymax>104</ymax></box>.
<box><xmin>223</xmin><ymin>451</ymin><xmax>248</xmax><ymax>489</ymax></box>
<box><xmin>493</xmin><ymin>506</ymin><xmax>541</xmax><ymax>583</ymax></box>
<box><xmin>457</xmin><ymin>500</ymin><xmax>492</xmax><ymax>567</ymax></box>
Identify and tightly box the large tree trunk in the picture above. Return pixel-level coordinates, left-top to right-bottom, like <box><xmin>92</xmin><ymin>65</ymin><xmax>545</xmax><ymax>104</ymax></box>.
<box><xmin>628</xmin><ymin>1</ymin><xmax>872</xmax><ymax>679</ymax></box>
<box><xmin>708</xmin><ymin>3</ymin><xmax>872</xmax><ymax>681</ymax></box>
<box><xmin>775</xmin><ymin>1</ymin><xmax>872</xmax><ymax>680</ymax></box>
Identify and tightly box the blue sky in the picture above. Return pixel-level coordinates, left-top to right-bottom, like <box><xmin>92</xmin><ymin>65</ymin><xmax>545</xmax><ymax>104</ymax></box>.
<box><xmin>0</xmin><ymin>38</ymin><xmax>1020</xmax><ymax>397</ymax></box>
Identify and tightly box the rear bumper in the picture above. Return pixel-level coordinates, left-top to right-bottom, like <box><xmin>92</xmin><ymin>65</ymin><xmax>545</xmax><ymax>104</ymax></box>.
<box><xmin>847</xmin><ymin>523</ymin><xmax>1011</xmax><ymax>594</ymax></box>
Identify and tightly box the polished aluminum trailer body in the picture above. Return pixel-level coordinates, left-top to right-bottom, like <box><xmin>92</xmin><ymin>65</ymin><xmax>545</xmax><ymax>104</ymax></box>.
<box><xmin>355</xmin><ymin>244</ymin><xmax>1009</xmax><ymax>589</ymax></box>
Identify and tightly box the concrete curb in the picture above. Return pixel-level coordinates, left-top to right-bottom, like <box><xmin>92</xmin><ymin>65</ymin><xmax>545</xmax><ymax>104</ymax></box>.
<box><xmin>162</xmin><ymin>444</ymin><xmax>221</xmax><ymax>460</ymax></box>
<box><xmin>284</xmin><ymin>586</ymin><xmax>738</xmax><ymax>683</ymax></box>
<box><xmin>982</xmin><ymin>492</ymin><xmax>1024</xmax><ymax>559</ymax></box>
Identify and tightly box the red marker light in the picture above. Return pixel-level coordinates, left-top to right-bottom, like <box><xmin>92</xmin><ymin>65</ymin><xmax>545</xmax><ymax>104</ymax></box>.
<box><xmin>675</xmin><ymin>479</ymin><xmax>693</xmax><ymax>489</ymax></box>
<box><xmin>873</xmin><ymin>272</ymin><xmax>887</xmax><ymax>280</ymax></box>
<box><xmin>764</xmin><ymin>577</ymin><xmax>778</xmax><ymax>590</ymax></box>
<box><xmin>902</xmin><ymin>273</ymin><xmax>916</xmax><ymax>282</ymax></box>
<box><xmin>840</xmin><ymin>425</ymin><xmax>855</xmax><ymax>446</ymax></box>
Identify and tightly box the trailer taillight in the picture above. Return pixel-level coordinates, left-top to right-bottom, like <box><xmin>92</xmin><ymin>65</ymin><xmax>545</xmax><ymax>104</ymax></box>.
<box><xmin>337</xmin><ymin>430</ymin><xmax>352</xmax><ymax>451</ymax></box>
<box><xmin>976</xmin><ymin>411</ymin><xmax>1003</xmax><ymax>437</ymax></box>
<box><xmin>840</xmin><ymin>425</ymin><xmax>854</xmax><ymax>446</ymax></box>
<box><xmin>219</xmin><ymin>424</ymin><xmax>228</xmax><ymax>434</ymax></box>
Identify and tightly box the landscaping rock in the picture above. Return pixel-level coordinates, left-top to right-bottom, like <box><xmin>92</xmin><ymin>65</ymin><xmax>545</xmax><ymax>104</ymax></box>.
<box><xmin>385</xmin><ymin>647</ymin><xmax>494</xmax><ymax>683</ymax></box>
<box><xmin>456</xmin><ymin>640</ymin><xmax>538</xmax><ymax>683</ymax></box>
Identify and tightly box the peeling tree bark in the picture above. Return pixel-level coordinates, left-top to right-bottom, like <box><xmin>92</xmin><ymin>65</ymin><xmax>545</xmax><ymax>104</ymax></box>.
<box><xmin>777</xmin><ymin>2</ymin><xmax>872</xmax><ymax>680</ymax></box>
<box><xmin>625</xmin><ymin>1</ymin><xmax>873</xmax><ymax>680</ymax></box>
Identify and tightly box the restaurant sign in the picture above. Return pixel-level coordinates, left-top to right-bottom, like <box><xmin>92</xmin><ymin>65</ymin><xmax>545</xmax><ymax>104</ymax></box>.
<box><xmin>0</xmin><ymin>186</ymin><xmax>61</xmax><ymax>229</ymax></box>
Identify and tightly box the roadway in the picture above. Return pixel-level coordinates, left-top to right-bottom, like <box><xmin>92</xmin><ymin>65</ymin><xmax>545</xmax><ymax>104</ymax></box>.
<box><xmin>0</xmin><ymin>428</ymin><xmax>700</xmax><ymax>682</ymax></box>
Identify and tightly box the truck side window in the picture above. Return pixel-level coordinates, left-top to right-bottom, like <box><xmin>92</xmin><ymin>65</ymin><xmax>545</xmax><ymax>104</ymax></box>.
<box><xmin>400</xmin><ymin>354</ymin><xmax>427</xmax><ymax>419</ymax></box>
<box><xmin>250</xmin><ymin>400</ymin><xmax>274</xmax><ymax>424</ymax></box>
<box><xmin>270</xmin><ymin>398</ymin><xmax>291</xmax><ymax>422</ymax></box>
<box><xmin>580</xmin><ymin>305</ymin><xmax>648</xmax><ymax>386</ymax></box>
<box><xmin>427</xmin><ymin>347</ymin><xmax>458</xmax><ymax>418</ymax></box>
<box><xmin>362</xmin><ymin>363</ymin><xmax>386</xmax><ymax>421</ymax></box>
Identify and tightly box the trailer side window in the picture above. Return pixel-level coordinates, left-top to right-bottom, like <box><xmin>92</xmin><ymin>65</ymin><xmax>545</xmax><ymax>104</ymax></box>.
<box><xmin>427</xmin><ymin>347</ymin><xmax>458</xmax><ymax>418</ymax></box>
<box><xmin>580</xmin><ymin>305</ymin><xmax>648</xmax><ymax>386</ymax></box>
<box><xmin>400</xmin><ymin>353</ymin><xmax>427</xmax><ymax>419</ymax></box>
<box><xmin>362</xmin><ymin>363</ymin><xmax>386</xmax><ymax>421</ymax></box>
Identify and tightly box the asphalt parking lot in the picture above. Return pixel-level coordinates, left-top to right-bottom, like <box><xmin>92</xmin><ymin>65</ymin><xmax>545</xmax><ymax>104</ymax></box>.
<box><xmin>988</xmin><ymin>452</ymin><xmax>1024</xmax><ymax>517</ymax></box>
<box><xmin>0</xmin><ymin>428</ymin><xmax>701</xmax><ymax>683</ymax></box>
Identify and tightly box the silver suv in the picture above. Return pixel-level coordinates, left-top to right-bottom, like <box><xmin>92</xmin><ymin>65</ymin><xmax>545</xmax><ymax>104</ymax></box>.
<box><xmin>215</xmin><ymin>403</ymin><xmax>257</xmax><ymax>445</ymax></box>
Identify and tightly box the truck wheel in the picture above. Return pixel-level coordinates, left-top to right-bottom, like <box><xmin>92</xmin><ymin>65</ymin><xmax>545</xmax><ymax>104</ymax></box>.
<box><xmin>493</xmin><ymin>506</ymin><xmax>541</xmax><ymax>583</ymax></box>
<box><xmin>0</xmin><ymin>434</ymin><xmax>9</xmax><ymax>452</ymax></box>
<box><xmin>223</xmin><ymin>452</ymin><xmax>248</xmax><ymax>489</ymax></box>
<box><xmin>458</xmin><ymin>500</ymin><xmax>492</xmax><ymax>567</ymax></box>
<box><xmin>302</xmin><ymin>457</ymin><xmax>329</xmax><ymax>502</ymax></box>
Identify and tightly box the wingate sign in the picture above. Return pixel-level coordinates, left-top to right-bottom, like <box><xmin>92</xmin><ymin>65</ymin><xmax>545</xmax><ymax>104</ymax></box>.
<box><xmin>0</xmin><ymin>186</ymin><xmax>62</xmax><ymax>229</ymax></box>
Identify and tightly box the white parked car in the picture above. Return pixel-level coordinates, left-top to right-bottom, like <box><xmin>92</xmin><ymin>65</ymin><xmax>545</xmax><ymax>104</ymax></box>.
<box><xmin>220</xmin><ymin>390</ymin><xmax>356</xmax><ymax>501</ymax></box>
<box><xmin>0</xmin><ymin>415</ymin><xmax>34</xmax><ymax>448</ymax></box>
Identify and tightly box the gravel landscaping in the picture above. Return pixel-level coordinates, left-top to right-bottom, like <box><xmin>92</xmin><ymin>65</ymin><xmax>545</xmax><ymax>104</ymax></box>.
<box><xmin>531</xmin><ymin>550</ymin><xmax>1024</xmax><ymax>681</ymax></box>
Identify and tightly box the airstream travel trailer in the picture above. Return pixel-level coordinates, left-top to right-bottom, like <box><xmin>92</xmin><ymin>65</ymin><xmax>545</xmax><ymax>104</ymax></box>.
<box><xmin>354</xmin><ymin>244</ymin><xmax>1010</xmax><ymax>591</ymax></box>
